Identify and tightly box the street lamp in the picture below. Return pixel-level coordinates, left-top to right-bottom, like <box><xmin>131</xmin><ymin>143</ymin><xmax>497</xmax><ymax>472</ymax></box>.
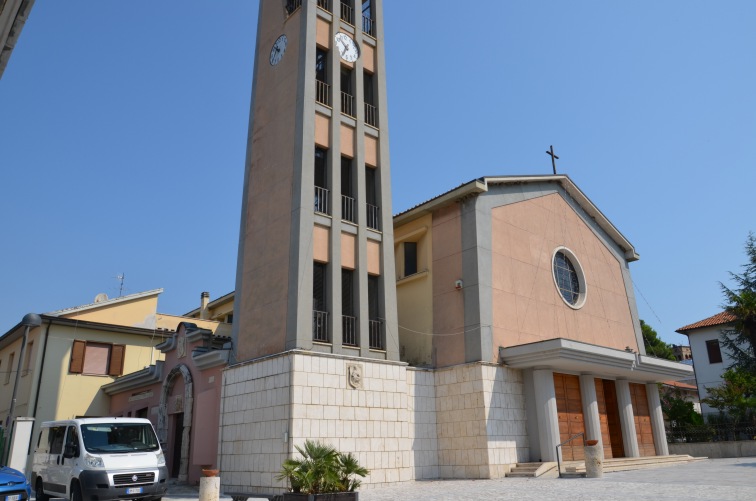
<box><xmin>2</xmin><ymin>313</ymin><xmax>42</xmax><ymax>464</ymax></box>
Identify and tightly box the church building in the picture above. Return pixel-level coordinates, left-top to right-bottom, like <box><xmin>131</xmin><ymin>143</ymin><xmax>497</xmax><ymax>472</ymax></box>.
<box><xmin>218</xmin><ymin>0</ymin><xmax>693</xmax><ymax>493</ymax></box>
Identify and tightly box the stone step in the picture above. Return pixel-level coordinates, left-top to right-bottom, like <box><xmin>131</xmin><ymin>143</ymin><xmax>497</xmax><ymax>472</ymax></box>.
<box><xmin>570</xmin><ymin>455</ymin><xmax>706</xmax><ymax>474</ymax></box>
<box><xmin>507</xmin><ymin>455</ymin><xmax>705</xmax><ymax>479</ymax></box>
<box><xmin>506</xmin><ymin>462</ymin><xmax>558</xmax><ymax>478</ymax></box>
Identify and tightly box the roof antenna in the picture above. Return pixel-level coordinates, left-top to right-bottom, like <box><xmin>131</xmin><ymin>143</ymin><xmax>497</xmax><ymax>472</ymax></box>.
<box><xmin>116</xmin><ymin>273</ymin><xmax>125</xmax><ymax>297</ymax></box>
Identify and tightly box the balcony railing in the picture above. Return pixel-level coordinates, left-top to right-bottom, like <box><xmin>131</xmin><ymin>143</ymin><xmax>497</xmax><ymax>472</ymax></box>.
<box><xmin>317</xmin><ymin>0</ymin><xmax>331</xmax><ymax>12</ymax></box>
<box><xmin>285</xmin><ymin>0</ymin><xmax>303</xmax><ymax>16</ymax></box>
<box><xmin>341</xmin><ymin>92</ymin><xmax>355</xmax><ymax>118</ymax></box>
<box><xmin>362</xmin><ymin>16</ymin><xmax>375</xmax><ymax>37</ymax></box>
<box><xmin>340</xmin><ymin>2</ymin><xmax>354</xmax><ymax>25</ymax></box>
<box><xmin>369</xmin><ymin>318</ymin><xmax>384</xmax><ymax>350</ymax></box>
<box><xmin>366</xmin><ymin>203</ymin><xmax>380</xmax><ymax>230</ymax></box>
<box><xmin>316</xmin><ymin>80</ymin><xmax>331</xmax><ymax>106</ymax></box>
<box><xmin>364</xmin><ymin>103</ymin><xmax>377</xmax><ymax>127</ymax></box>
<box><xmin>342</xmin><ymin>315</ymin><xmax>358</xmax><ymax>346</ymax></box>
<box><xmin>313</xmin><ymin>310</ymin><xmax>330</xmax><ymax>343</ymax></box>
<box><xmin>342</xmin><ymin>194</ymin><xmax>356</xmax><ymax>223</ymax></box>
<box><xmin>315</xmin><ymin>186</ymin><xmax>330</xmax><ymax>215</ymax></box>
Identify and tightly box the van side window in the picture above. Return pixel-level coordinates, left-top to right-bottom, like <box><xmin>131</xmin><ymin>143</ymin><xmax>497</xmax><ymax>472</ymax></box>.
<box><xmin>65</xmin><ymin>426</ymin><xmax>80</xmax><ymax>457</ymax></box>
<box><xmin>37</xmin><ymin>428</ymin><xmax>50</xmax><ymax>452</ymax></box>
<box><xmin>49</xmin><ymin>426</ymin><xmax>66</xmax><ymax>455</ymax></box>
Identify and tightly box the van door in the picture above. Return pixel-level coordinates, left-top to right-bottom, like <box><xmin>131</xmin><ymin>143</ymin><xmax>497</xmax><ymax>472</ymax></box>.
<box><xmin>47</xmin><ymin>426</ymin><xmax>67</xmax><ymax>495</ymax></box>
<box><xmin>59</xmin><ymin>425</ymin><xmax>80</xmax><ymax>493</ymax></box>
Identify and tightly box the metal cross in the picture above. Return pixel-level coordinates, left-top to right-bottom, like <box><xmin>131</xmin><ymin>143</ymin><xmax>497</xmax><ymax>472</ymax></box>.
<box><xmin>546</xmin><ymin>145</ymin><xmax>559</xmax><ymax>175</ymax></box>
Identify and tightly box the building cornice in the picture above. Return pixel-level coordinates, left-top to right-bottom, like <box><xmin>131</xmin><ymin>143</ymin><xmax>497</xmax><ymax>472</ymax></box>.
<box><xmin>500</xmin><ymin>338</ymin><xmax>693</xmax><ymax>382</ymax></box>
<box><xmin>192</xmin><ymin>348</ymin><xmax>231</xmax><ymax>370</ymax></box>
<box><xmin>393</xmin><ymin>175</ymin><xmax>639</xmax><ymax>262</ymax></box>
<box><xmin>101</xmin><ymin>361</ymin><xmax>164</xmax><ymax>395</ymax></box>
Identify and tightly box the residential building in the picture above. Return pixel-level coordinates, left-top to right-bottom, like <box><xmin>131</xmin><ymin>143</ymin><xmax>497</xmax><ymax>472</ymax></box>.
<box><xmin>676</xmin><ymin>311</ymin><xmax>737</xmax><ymax>417</ymax></box>
<box><xmin>0</xmin><ymin>0</ymin><xmax>34</xmax><ymax>78</ymax></box>
<box><xmin>671</xmin><ymin>344</ymin><xmax>692</xmax><ymax>362</ymax></box>
<box><xmin>0</xmin><ymin>290</ymin><xmax>171</xmax><ymax>470</ymax></box>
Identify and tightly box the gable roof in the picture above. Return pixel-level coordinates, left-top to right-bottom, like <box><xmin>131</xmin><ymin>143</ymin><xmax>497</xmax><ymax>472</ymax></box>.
<box><xmin>45</xmin><ymin>289</ymin><xmax>164</xmax><ymax>317</ymax></box>
<box><xmin>393</xmin><ymin>175</ymin><xmax>639</xmax><ymax>262</ymax></box>
<box><xmin>676</xmin><ymin>311</ymin><xmax>736</xmax><ymax>334</ymax></box>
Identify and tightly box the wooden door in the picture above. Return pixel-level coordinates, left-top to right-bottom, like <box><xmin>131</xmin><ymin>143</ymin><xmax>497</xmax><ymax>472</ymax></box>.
<box><xmin>602</xmin><ymin>380</ymin><xmax>625</xmax><ymax>458</ymax></box>
<box><xmin>553</xmin><ymin>373</ymin><xmax>585</xmax><ymax>460</ymax></box>
<box><xmin>594</xmin><ymin>379</ymin><xmax>613</xmax><ymax>459</ymax></box>
<box><xmin>629</xmin><ymin>383</ymin><xmax>657</xmax><ymax>456</ymax></box>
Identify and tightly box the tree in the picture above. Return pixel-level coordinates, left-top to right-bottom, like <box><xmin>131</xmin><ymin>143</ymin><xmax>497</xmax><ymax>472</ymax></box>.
<box><xmin>701</xmin><ymin>367</ymin><xmax>756</xmax><ymax>425</ymax></box>
<box><xmin>640</xmin><ymin>320</ymin><xmax>676</xmax><ymax>361</ymax></box>
<box><xmin>720</xmin><ymin>232</ymin><xmax>756</xmax><ymax>374</ymax></box>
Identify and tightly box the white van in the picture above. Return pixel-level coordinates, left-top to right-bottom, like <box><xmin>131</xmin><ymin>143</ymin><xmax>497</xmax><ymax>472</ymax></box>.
<box><xmin>32</xmin><ymin>418</ymin><xmax>168</xmax><ymax>501</ymax></box>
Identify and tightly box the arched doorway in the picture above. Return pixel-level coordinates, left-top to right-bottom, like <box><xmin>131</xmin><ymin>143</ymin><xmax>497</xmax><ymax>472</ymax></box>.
<box><xmin>158</xmin><ymin>364</ymin><xmax>193</xmax><ymax>481</ymax></box>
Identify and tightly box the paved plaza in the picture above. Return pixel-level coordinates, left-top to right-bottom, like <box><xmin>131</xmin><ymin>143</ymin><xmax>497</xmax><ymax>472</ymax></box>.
<box><xmin>163</xmin><ymin>457</ymin><xmax>756</xmax><ymax>501</ymax></box>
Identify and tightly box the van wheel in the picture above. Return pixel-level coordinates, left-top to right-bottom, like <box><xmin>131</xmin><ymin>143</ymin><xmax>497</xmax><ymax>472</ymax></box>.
<box><xmin>35</xmin><ymin>479</ymin><xmax>49</xmax><ymax>501</ymax></box>
<box><xmin>70</xmin><ymin>482</ymin><xmax>84</xmax><ymax>501</ymax></box>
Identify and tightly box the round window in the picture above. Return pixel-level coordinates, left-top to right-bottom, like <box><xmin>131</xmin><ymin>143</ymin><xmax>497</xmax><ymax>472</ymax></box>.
<box><xmin>552</xmin><ymin>247</ymin><xmax>587</xmax><ymax>309</ymax></box>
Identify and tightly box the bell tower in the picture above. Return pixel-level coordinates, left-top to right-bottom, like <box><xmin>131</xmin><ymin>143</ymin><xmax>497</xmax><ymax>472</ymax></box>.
<box><xmin>232</xmin><ymin>0</ymin><xmax>398</xmax><ymax>363</ymax></box>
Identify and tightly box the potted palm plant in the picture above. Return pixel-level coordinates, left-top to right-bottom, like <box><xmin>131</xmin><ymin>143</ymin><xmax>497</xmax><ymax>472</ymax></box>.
<box><xmin>277</xmin><ymin>440</ymin><xmax>369</xmax><ymax>500</ymax></box>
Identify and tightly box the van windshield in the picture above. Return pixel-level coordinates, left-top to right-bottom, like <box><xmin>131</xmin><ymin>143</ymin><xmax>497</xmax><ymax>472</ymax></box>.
<box><xmin>80</xmin><ymin>423</ymin><xmax>160</xmax><ymax>453</ymax></box>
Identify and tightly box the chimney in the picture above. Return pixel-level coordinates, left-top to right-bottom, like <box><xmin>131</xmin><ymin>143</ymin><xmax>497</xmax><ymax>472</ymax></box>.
<box><xmin>200</xmin><ymin>292</ymin><xmax>210</xmax><ymax>320</ymax></box>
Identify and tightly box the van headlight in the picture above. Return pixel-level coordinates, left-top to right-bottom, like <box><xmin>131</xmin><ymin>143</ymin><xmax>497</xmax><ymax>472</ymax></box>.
<box><xmin>85</xmin><ymin>454</ymin><xmax>104</xmax><ymax>468</ymax></box>
<box><xmin>156</xmin><ymin>452</ymin><xmax>165</xmax><ymax>466</ymax></box>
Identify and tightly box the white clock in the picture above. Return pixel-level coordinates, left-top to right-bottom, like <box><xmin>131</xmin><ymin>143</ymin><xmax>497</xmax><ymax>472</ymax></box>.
<box><xmin>269</xmin><ymin>34</ymin><xmax>287</xmax><ymax>66</ymax></box>
<box><xmin>335</xmin><ymin>32</ymin><xmax>359</xmax><ymax>63</ymax></box>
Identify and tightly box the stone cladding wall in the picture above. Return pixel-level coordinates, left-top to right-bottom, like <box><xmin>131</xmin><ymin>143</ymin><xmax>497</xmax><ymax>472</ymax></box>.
<box><xmin>219</xmin><ymin>352</ymin><xmax>527</xmax><ymax>493</ymax></box>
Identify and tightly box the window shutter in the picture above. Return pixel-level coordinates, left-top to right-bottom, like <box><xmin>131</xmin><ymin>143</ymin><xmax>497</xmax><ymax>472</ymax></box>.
<box><xmin>69</xmin><ymin>340</ymin><xmax>86</xmax><ymax>374</ymax></box>
<box><xmin>109</xmin><ymin>344</ymin><xmax>126</xmax><ymax>376</ymax></box>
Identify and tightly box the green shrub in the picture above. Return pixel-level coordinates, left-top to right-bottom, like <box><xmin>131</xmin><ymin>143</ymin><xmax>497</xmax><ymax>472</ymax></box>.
<box><xmin>277</xmin><ymin>440</ymin><xmax>369</xmax><ymax>494</ymax></box>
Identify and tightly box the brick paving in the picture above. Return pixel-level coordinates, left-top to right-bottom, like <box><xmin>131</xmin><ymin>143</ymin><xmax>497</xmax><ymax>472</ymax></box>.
<box><xmin>165</xmin><ymin>458</ymin><xmax>756</xmax><ymax>501</ymax></box>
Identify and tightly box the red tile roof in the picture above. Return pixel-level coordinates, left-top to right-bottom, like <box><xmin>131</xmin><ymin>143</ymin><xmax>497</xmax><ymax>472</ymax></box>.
<box><xmin>676</xmin><ymin>311</ymin><xmax>736</xmax><ymax>334</ymax></box>
<box><xmin>662</xmin><ymin>380</ymin><xmax>698</xmax><ymax>390</ymax></box>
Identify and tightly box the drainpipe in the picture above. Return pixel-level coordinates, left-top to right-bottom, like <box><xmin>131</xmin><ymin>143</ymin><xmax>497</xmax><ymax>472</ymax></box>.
<box><xmin>28</xmin><ymin>318</ymin><xmax>53</xmax><ymax>456</ymax></box>
<box><xmin>2</xmin><ymin>313</ymin><xmax>42</xmax><ymax>464</ymax></box>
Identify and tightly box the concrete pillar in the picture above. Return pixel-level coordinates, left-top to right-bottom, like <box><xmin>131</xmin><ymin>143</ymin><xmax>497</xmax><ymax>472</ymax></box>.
<box><xmin>579</xmin><ymin>374</ymin><xmax>602</xmax><ymax>450</ymax></box>
<box><xmin>533</xmin><ymin>369</ymin><xmax>561</xmax><ymax>462</ymax></box>
<box><xmin>646</xmin><ymin>382</ymin><xmax>669</xmax><ymax>456</ymax></box>
<box><xmin>615</xmin><ymin>380</ymin><xmax>640</xmax><ymax>457</ymax></box>
<box><xmin>199</xmin><ymin>476</ymin><xmax>220</xmax><ymax>501</ymax></box>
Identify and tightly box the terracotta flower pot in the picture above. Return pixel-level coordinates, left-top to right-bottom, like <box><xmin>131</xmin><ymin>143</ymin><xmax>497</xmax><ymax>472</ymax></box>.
<box><xmin>202</xmin><ymin>469</ymin><xmax>219</xmax><ymax>477</ymax></box>
<box><xmin>585</xmin><ymin>439</ymin><xmax>599</xmax><ymax>446</ymax></box>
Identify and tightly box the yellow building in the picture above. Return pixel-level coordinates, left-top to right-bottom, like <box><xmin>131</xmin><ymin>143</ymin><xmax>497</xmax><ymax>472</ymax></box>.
<box><xmin>0</xmin><ymin>289</ymin><xmax>176</xmax><ymax>467</ymax></box>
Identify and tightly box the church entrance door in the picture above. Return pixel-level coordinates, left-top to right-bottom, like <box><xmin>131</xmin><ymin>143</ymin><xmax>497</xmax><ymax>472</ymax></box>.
<box><xmin>597</xmin><ymin>379</ymin><xmax>624</xmax><ymax>458</ymax></box>
<box><xmin>629</xmin><ymin>383</ymin><xmax>656</xmax><ymax>456</ymax></box>
<box><xmin>553</xmin><ymin>373</ymin><xmax>585</xmax><ymax>461</ymax></box>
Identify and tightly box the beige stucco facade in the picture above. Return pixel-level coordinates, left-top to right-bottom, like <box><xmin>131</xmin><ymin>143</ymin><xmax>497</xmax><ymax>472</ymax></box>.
<box><xmin>490</xmin><ymin>193</ymin><xmax>637</xmax><ymax>352</ymax></box>
<box><xmin>395</xmin><ymin>214</ymin><xmax>434</xmax><ymax>366</ymax></box>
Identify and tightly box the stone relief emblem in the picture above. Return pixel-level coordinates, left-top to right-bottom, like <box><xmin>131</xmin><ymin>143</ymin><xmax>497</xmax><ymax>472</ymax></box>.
<box><xmin>347</xmin><ymin>363</ymin><xmax>363</xmax><ymax>389</ymax></box>
<box><xmin>177</xmin><ymin>332</ymin><xmax>186</xmax><ymax>358</ymax></box>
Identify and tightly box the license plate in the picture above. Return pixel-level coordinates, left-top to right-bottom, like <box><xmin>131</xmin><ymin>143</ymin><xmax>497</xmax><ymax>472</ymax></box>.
<box><xmin>5</xmin><ymin>495</ymin><xmax>21</xmax><ymax>501</ymax></box>
<box><xmin>126</xmin><ymin>488</ymin><xmax>143</xmax><ymax>495</ymax></box>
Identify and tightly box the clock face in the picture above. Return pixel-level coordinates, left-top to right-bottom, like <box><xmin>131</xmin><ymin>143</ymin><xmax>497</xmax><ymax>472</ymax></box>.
<box><xmin>269</xmin><ymin>34</ymin><xmax>287</xmax><ymax>66</ymax></box>
<box><xmin>335</xmin><ymin>33</ymin><xmax>359</xmax><ymax>63</ymax></box>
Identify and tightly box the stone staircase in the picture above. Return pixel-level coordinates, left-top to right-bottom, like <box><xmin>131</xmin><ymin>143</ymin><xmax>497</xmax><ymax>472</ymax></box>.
<box><xmin>506</xmin><ymin>455</ymin><xmax>705</xmax><ymax>478</ymax></box>
<box><xmin>507</xmin><ymin>462</ymin><xmax>559</xmax><ymax>478</ymax></box>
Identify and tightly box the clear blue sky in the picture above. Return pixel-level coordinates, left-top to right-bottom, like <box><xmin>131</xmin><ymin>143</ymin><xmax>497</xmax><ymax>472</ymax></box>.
<box><xmin>2</xmin><ymin>1</ymin><xmax>755</xmax><ymax>345</ymax></box>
